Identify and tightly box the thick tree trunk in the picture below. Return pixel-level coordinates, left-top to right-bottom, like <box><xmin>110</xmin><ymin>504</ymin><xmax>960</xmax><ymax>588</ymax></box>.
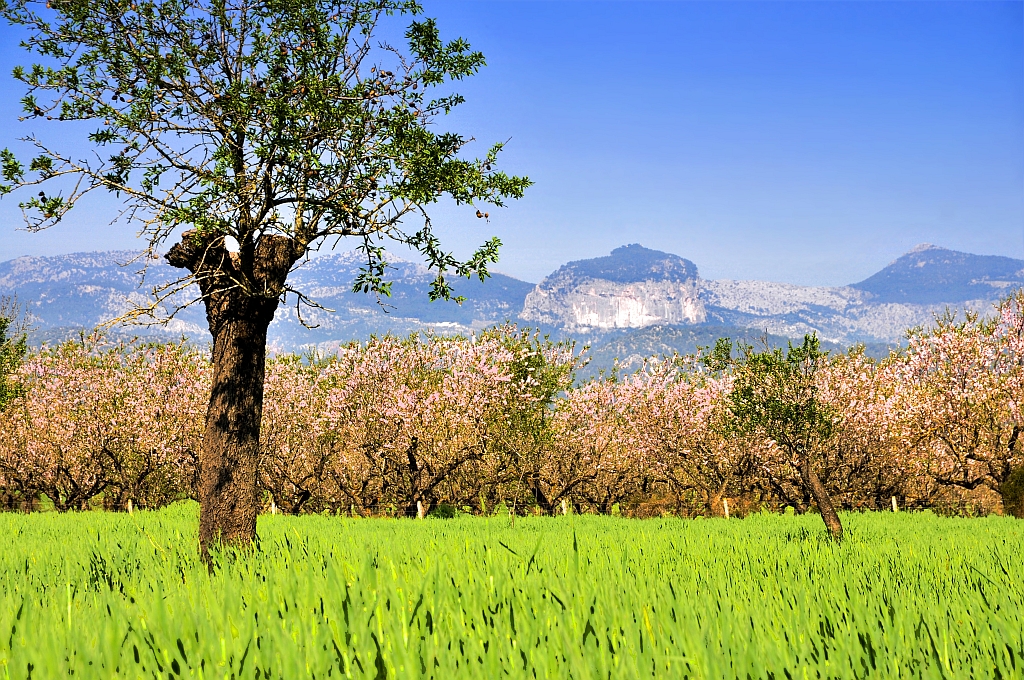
<box><xmin>797</xmin><ymin>455</ymin><xmax>843</xmax><ymax>540</ymax></box>
<box><xmin>198</xmin><ymin>304</ymin><xmax>272</xmax><ymax>558</ymax></box>
<box><xmin>167</xmin><ymin>229</ymin><xmax>299</xmax><ymax>561</ymax></box>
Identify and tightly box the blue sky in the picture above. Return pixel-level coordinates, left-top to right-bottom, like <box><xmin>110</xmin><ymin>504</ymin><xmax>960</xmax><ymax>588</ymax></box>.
<box><xmin>1</xmin><ymin>1</ymin><xmax>1022</xmax><ymax>285</ymax></box>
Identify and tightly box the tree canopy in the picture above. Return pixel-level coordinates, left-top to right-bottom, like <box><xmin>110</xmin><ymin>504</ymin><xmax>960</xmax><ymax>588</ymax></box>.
<box><xmin>713</xmin><ymin>335</ymin><xmax>835</xmax><ymax>457</ymax></box>
<box><xmin>0</xmin><ymin>0</ymin><xmax>529</xmax><ymax>316</ymax></box>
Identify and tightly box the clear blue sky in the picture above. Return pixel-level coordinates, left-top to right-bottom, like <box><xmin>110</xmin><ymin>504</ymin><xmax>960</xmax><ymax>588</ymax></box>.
<box><xmin>1</xmin><ymin>1</ymin><xmax>1022</xmax><ymax>285</ymax></box>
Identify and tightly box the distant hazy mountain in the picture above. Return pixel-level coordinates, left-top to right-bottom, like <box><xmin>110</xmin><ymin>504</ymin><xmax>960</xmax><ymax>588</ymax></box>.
<box><xmin>701</xmin><ymin>245</ymin><xmax>1022</xmax><ymax>344</ymax></box>
<box><xmin>523</xmin><ymin>243</ymin><xmax>1021</xmax><ymax>346</ymax></box>
<box><xmin>700</xmin><ymin>278</ymin><xmax>934</xmax><ymax>345</ymax></box>
<box><xmin>2</xmin><ymin>243</ymin><xmax>1020</xmax><ymax>376</ymax></box>
<box><xmin>850</xmin><ymin>244</ymin><xmax>1024</xmax><ymax>304</ymax></box>
<box><xmin>270</xmin><ymin>251</ymin><xmax>533</xmax><ymax>347</ymax></box>
<box><xmin>0</xmin><ymin>251</ymin><xmax>208</xmax><ymax>343</ymax></box>
<box><xmin>535</xmin><ymin>244</ymin><xmax>699</xmax><ymax>285</ymax></box>
<box><xmin>0</xmin><ymin>250</ymin><xmax>532</xmax><ymax>348</ymax></box>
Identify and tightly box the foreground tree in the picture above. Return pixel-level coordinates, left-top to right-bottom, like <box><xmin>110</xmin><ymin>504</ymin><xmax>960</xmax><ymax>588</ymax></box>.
<box><xmin>1</xmin><ymin>0</ymin><xmax>528</xmax><ymax>556</ymax></box>
<box><xmin>709</xmin><ymin>335</ymin><xmax>844</xmax><ymax>539</ymax></box>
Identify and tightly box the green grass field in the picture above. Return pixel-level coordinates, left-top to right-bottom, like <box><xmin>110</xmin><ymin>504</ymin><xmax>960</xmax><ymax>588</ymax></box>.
<box><xmin>0</xmin><ymin>506</ymin><xmax>1021</xmax><ymax>679</ymax></box>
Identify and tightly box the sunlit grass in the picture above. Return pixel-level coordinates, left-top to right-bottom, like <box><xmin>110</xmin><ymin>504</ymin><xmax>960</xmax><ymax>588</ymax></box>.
<box><xmin>0</xmin><ymin>504</ymin><xmax>1021</xmax><ymax>678</ymax></box>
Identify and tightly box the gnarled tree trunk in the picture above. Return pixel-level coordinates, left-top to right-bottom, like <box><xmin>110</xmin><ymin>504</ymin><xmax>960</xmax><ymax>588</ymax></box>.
<box><xmin>167</xmin><ymin>230</ymin><xmax>299</xmax><ymax>561</ymax></box>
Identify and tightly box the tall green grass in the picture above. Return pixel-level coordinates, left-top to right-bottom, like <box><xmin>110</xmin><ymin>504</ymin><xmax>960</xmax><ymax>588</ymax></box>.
<box><xmin>0</xmin><ymin>505</ymin><xmax>1020</xmax><ymax>678</ymax></box>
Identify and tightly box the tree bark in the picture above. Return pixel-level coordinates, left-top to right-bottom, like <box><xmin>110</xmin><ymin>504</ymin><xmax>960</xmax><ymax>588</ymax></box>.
<box><xmin>197</xmin><ymin>306</ymin><xmax>270</xmax><ymax>556</ymax></box>
<box><xmin>796</xmin><ymin>454</ymin><xmax>843</xmax><ymax>540</ymax></box>
<box><xmin>167</xmin><ymin>230</ymin><xmax>299</xmax><ymax>560</ymax></box>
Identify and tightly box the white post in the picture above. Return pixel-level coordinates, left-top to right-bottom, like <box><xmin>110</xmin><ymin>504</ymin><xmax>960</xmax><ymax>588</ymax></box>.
<box><xmin>891</xmin><ymin>496</ymin><xmax>898</xmax><ymax>513</ymax></box>
<box><xmin>271</xmin><ymin>499</ymin><xmax>277</xmax><ymax>515</ymax></box>
<box><xmin>127</xmin><ymin>499</ymin><xmax>133</xmax><ymax>515</ymax></box>
<box><xmin>417</xmin><ymin>500</ymin><xmax>425</xmax><ymax>519</ymax></box>
<box><xmin>723</xmin><ymin>498</ymin><xmax>729</xmax><ymax>519</ymax></box>
<box><xmin>561</xmin><ymin>499</ymin><xmax>568</xmax><ymax>516</ymax></box>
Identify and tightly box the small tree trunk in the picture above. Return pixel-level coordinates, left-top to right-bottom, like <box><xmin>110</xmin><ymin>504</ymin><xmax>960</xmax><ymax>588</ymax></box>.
<box><xmin>528</xmin><ymin>474</ymin><xmax>554</xmax><ymax>515</ymax></box>
<box><xmin>1000</xmin><ymin>426</ymin><xmax>1023</xmax><ymax>518</ymax></box>
<box><xmin>797</xmin><ymin>456</ymin><xmax>843</xmax><ymax>540</ymax></box>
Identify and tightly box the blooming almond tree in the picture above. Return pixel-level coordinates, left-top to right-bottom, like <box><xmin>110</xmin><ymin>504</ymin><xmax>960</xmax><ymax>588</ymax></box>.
<box><xmin>631</xmin><ymin>357</ymin><xmax>755</xmax><ymax>516</ymax></box>
<box><xmin>259</xmin><ymin>354</ymin><xmax>336</xmax><ymax>514</ymax></box>
<box><xmin>553</xmin><ymin>357</ymin><xmax>754</xmax><ymax>517</ymax></box>
<box><xmin>257</xmin><ymin>327</ymin><xmax>583</xmax><ymax>515</ymax></box>
<box><xmin>0</xmin><ymin>0</ymin><xmax>528</xmax><ymax>556</ymax></box>
<box><xmin>898</xmin><ymin>296</ymin><xmax>1023</xmax><ymax>513</ymax></box>
<box><xmin>545</xmin><ymin>378</ymin><xmax>643</xmax><ymax>514</ymax></box>
<box><xmin>0</xmin><ymin>338</ymin><xmax>206</xmax><ymax>511</ymax></box>
<box><xmin>815</xmin><ymin>347</ymin><xmax>921</xmax><ymax>509</ymax></box>
<box><xmin>997</xmin><ymin>291</ymin><xmax>1024</xmax><ymax>516</ymax></box>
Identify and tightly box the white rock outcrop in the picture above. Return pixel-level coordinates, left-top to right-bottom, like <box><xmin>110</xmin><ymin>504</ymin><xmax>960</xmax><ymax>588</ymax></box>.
<box><xmin>522</xmin><ymin>278</ymin><xmax>706</xmax><ymax>331</ymax></box>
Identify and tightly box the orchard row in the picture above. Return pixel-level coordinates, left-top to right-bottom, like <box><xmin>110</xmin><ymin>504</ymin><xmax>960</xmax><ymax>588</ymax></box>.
<box><xmin>1</xmin><ymin>292</ymin><xmax>1021</xmax><ymax>517</ymax></box>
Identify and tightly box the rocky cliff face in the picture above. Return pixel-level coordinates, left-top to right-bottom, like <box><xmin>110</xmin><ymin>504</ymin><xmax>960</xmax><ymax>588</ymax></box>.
<box><xmin>520</xmin><ymin>243</ymin><xmax>1024</xmax><ymax>344</ymax></box>
<box><xmin>522</xmin><ymin>278</ymin><xmax>706</xmax><ymax>331</ymax></box>
<box><xmin>521</xmin><ymin>245</ymin><xmax>706</xmax><ymax>331</ymax></box>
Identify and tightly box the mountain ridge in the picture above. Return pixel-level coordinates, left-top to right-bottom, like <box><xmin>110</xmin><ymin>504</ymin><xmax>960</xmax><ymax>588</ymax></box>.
<box><xmin>2</xmin><ymin>243</ymin><xmax>1021</xmax><ymax>372</ymax></box>
<box><xmin>850</xmin><ymin>244</ymin><xmax>1024</xmax><ymax>304</ymax></box>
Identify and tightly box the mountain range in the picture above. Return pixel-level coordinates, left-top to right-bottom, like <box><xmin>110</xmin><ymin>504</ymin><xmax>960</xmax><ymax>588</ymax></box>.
<box><xmin>2</xmin><ymin>243</ymin><xmax>1021</xmax><ymax>376</ymax></box>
